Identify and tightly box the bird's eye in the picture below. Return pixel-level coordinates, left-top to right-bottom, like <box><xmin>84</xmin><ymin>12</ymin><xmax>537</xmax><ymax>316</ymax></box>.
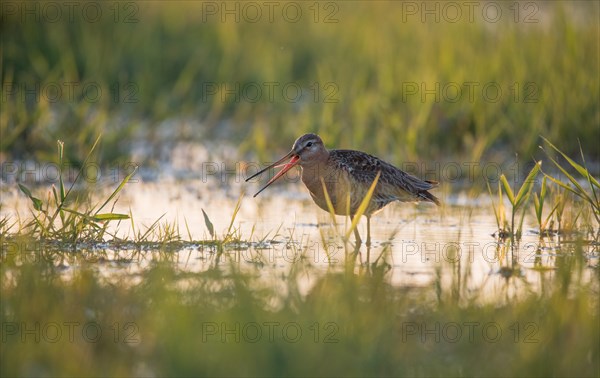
<box><xmin>306</xmin><ymin>142</ymin><xmax>313</xmax><ymax>148</ymax></box>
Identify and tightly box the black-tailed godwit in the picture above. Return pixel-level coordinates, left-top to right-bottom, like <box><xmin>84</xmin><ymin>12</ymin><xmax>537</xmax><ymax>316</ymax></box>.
<box><xmin>246</xmin><ymin>133</ymin><xmax>440</xmax><ymax>245</ymax></box>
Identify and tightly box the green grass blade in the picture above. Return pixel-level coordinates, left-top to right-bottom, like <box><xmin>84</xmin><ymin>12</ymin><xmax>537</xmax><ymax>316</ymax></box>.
<box><xmin>517</xmin><ymin>204</ymin><xmax>527</xmax><ymax>240</ymax></box>
<box><xmin>345</xmin><ymin>171</ymin><xmax>380</xmax><ymax>241</ymax></box>
<box><xmin>18</xmin><ymin>183</ymin><xmax>43</xmax><ymax>211</ymax></box>
<box><xmin>51</xmin><ymin>185</ymin><xmax>66</xmax><ymax>224</ymax></box>
<box><xmin>540</xmin><ymin>176</ymin><xmax>547</xmax><ymax>202</ymax></box>
<box><xmin>48</xmin><ymin>135</ymin><xmax>103</xmax><ymax>227</ymax></box>
<box><xmin>95</xmin><ymin>165</ymin><xmax>138</xmax><ymax>215</ymax></box>
<box><xmin>61</xmin><ymin>208</ymin><xmax>95</xmax><ymax>223</ymax></box>
<box><xmin>129</xmin><ymin>207</ymin><xmax>136</xmax><ymax>240</ymax></box>
<box><xmin>225</xmin><ymin>194</ymin><xmax>243</xmax><ymax>240</ymax></box>
<box><xmin>544</xmin><ymin>155</ymin><xmax>594</xmax><ymax>204</ymax></box>
<box><xmin>60</xmin><ymin>134</ymin><xmax>102</xmax><ymax>206</ymax></box>
<box><xmin>52</xmin><ymin>185</ymin><xmax>59</xmax><ymax>205</ymax></box>
<box><xmin>18</xmin><ymin>183</ymin><xmax>33</xmax><ymax>199</ymax></box>
<box><xmin>514</xmin><ymin>161</ymin><xmax>541</xmax><ymax>209</ymax></box>
<box><xmin>544</xmin><ymin>201</ymin><xmax>560</xmax><ymax>229</ymax></box>
<box><xmin>58</xmin><ymin>140</ymin><xmax>66</xmax><ymax>202</ymax></box>
<box><xmin>201</xmin><ymin>209</ymin><xmax>215</xmax><ymax>239</ymax></box>
<box><xmin>29</xmin><ymin>210</ymin><xmax>48</xmax><ymax>237</ymax></box>
<box><xmin>184</xmin><ymin>216</ymin><xmax>193</xmax><ymax>242</ymax></box>
<box><xmin>578</xmin><ymin>141</ymin><xmax>599</xmax><ymax>211</ymax></box>
<box><xmin>320</xmin><ymin>178</ymin><xmax>338</xmax><ymax>226</ymax></box>
<box><xmin>486</xmin><ymin>180</ymin><xmax>501</xmax><ymax>229</ymax></box>
<box><xmin>544</xmin><ymin>175</ymin><xmax>586</xmax><ymax>201</ymax></box>
<box><xmin>93</xmin><ymin>213</ymin><xmax>130</xmax><ymax>221</ymax></box>
<box><xmin>533</xmin><ymin>193</ymin><xmax>542</xmax><ymax>225</ymax></box>
<box><xmin>499</xmin><ymin>174</ymin><xmax>515</xmax><ymax>205</ymax></box>
<box><xmin>137</xmin><ymin>213</ymin><xmax>166</xmax><ymax>242</ymax></box>
<box><xmin>498</xmin><ymin>180</ymin><xmax>505</xmax><ymax>227</ymax></box>
<box><xmin>542</xmin><ymin>136</ymin><xmax>599</xmax><ymax>187</ymax></box>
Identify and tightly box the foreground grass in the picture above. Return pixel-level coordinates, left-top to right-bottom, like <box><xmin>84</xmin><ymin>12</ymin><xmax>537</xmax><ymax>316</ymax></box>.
<box><xmin>1</xmin><ymin>240</ymin><xmax>598</xmax><ymax>377</ymax></box>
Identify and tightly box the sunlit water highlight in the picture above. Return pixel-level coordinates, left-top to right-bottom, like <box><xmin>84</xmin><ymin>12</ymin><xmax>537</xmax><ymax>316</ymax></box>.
<box><xmin>3</xmin><ymin>174</ymin><xmax>597</xmax><ymax>302</ymax></box>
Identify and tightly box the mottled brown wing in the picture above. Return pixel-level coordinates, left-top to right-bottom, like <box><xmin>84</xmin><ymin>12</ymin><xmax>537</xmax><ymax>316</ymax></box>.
<box><xmin>330</xmin><ymin>149</ymin><xmax>439</xmax><ymax>205</ymax></box>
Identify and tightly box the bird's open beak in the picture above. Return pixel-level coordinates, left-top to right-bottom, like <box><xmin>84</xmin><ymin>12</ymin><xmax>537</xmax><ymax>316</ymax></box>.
<box><xmin>245</xmin><ymin>150</ymin><xmax>300</xmax><ymax>197</ymax></box>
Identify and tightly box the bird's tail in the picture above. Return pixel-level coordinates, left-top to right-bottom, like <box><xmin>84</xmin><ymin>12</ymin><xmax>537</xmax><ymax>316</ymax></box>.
<box><xmin>419</xmin><ymin>189</ymin><xmax>440</xmax><ymax>206</ymax></box>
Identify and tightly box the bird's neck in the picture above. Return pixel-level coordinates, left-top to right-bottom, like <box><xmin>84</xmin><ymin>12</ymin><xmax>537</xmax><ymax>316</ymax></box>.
<box><xmin>299</xmin><ymin>152</ymin><xmax>331</xmax><ymax>191</ymax></box>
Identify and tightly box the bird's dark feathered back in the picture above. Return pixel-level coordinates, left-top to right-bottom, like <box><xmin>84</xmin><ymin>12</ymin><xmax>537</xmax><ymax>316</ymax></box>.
<box><xmin>328</xmin><ymin>149</ymin><xmax>440</xmax><ymax>206</ymax></box>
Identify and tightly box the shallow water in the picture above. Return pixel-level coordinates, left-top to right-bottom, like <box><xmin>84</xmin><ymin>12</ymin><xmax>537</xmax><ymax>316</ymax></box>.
<box><xmin>3</xmin><ymin>172</ymin><xmax>597</xmax><ymax>302</ymax></box>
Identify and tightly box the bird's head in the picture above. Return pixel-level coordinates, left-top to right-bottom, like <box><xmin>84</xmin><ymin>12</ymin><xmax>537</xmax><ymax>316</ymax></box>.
<box><xmin>291</xmin><ymin>133</ymin><xmax>327</xmax><ymax>165</ymax></box>
<box><xmin>245</xmin><ymin>133</ymin><xmax>328</xmax><ymax>197</ymax></box>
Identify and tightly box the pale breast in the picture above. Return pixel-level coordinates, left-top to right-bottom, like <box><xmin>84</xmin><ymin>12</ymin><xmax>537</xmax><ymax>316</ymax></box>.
<box><xmin>300</xmin><ymin>160</ymin><xmax>382</xmax><ymax>216</ymax></box>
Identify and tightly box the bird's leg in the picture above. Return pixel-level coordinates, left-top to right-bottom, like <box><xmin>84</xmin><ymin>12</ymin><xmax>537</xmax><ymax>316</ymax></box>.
<box><xmin>350</xmin><ymin>215</ymin><xmax>362</xmax><ymax>246</ymax></box>
<box><xmin>366</xmin><ymin>215</ymin><xmax>372</xmax><ymax>247</ymax></box>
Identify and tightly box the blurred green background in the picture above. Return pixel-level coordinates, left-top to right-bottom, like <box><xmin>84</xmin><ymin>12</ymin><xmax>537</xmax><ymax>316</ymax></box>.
<box><xmin>2</xmin><ymin>1</ymin><xmax>599</xmax><ymax>167</ymax></box>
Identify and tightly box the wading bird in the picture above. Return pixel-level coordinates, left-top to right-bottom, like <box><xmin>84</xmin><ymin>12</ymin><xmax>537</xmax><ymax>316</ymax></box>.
<box><xmin>246</xmin><ymin>134</ymin><xmax>440</xmax><ymax>246</ymax></box>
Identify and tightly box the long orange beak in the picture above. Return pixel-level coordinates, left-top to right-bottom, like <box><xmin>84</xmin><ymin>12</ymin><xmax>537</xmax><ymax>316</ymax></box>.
<box><xmin>246</xmin><ymin>151</ymin><xmax>300</xmax><ymax>197</ymax></box>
